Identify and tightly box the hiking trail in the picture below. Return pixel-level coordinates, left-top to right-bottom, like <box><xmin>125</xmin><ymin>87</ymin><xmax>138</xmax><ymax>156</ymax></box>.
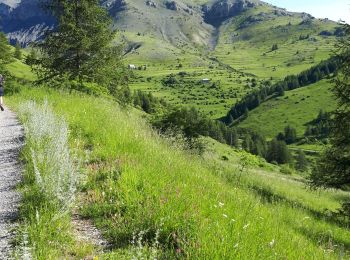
<box><xmin>0</xmin><ymin>107</ymin><xmax>23</xmax><ymax>258</ymax></box>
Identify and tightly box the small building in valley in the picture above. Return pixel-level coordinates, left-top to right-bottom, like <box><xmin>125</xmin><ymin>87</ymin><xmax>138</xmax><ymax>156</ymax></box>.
<box><xmin>201</xmin><ymin>78</ymin><xmax>211</xmax><ymax>83</ymax></box>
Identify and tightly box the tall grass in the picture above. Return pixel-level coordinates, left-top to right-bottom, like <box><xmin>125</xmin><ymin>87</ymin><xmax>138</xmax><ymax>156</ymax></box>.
<box><xmin>19</xmin><ymin>100</ymin><xmax>78</xmax><ymax>208</ymax></box>
<box><xmin>14</xmin><ymin>100</ymin><xmax>91</xmax><ymax>259</ymax></box>
<box><xmin>8</xmin><ymin>87</ymin><xmax>350</xmax><ymax>259</ymax></box>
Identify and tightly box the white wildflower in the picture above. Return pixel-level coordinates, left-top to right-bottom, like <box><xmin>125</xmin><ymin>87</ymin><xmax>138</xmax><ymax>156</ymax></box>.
<box><xmin>35</xmin><ymin>209</ymin><xmax>40</xmax><ymax>224</ymax></box>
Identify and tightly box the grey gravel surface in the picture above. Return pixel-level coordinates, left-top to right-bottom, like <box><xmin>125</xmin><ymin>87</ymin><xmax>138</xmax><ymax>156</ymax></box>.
<box><xmin>0</xmin><ymin>107</ymin><xmax>23</xmax><ymax>259</ymax></box>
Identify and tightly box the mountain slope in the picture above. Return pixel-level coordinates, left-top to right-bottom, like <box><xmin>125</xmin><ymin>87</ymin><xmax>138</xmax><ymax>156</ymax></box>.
<box><xmin>240</xmin><ymin>79</ymin><xmax>336</xmax><ymax>138</ymax></box>
<box><xmin>8</xmin><ymin>85</ymin><xmax>350</xmax><ymax>259</ymax></box>
<box><xmin>1</xmin><ymin>0</ymin><xmax>341</xmax><ymax>119</ymax></box>
<box><xmin>213</xmin><ymin>5</ymin><xmax>338</xmax><ymax>79</ymax></box>
<box><xmin>4</xmin><ymin>23</ymin><xmax>350</xmax><ymax>259</ymax></box>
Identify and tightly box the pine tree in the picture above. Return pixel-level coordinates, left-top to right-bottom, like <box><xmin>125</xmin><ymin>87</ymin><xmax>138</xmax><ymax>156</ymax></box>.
<box><xmin>304</xmin><ymin>125</ymin><xmax>313</xmax><ymax>136</ymax></box>
<box><xmin>271</xmin><ymin>44</ymin><xmax>278</xmax><ymax>51</ymax></box>
<box><xmin>284</xmin><ymin>125</ymin><xmax>297</xmax><ymax>144</ymax></box>
<box><xmin>242</xmin><ymin>134</ymin><xmax>254</xmax><ymax>153</ymax></box>
<box><xmin>276</xmin><ymin>132</ymin><xmax>285</xmax><ymax>141</ymax></box>
<box><xmin>227</xmin><ymin>114</ymin><xmax>234</xmax><ymax>125</ymax></box>
<box><xmin>310</xmin><ymin>23</ymin><xmax>350</xmax><ymax>193</ymax></box>
<box><xmin>276</xmin><ymin>140</ymin><xmax>291</xmax><ymax>164</ymax></box>
<box><xmin>267</xmin><ymin>139</ymin><xmax>279</xmax><ymax>164</ymax></box>
<box><xmin>25</xmin><ymin>49</ymin><xmax>38</xmax><ymax>66</ymax></box>
<box><xmin>228</xmin><ymin>128</ymin><xmax>238</xmax><ymax>147</ymax></box>
<box><xmin>296</xmin><ymin>150</ymin><xmax>308</xmax><ymax>172</ymax></box>
<box><xmin>244</xmin><ymin>107</ymin><xmax>249</xmax><ymax>118</ymax></box>
<box><xmin>277</xmin><ymin>86</ymin><xmax>285</xmax><ymax>96</ymax></box>
<box><xmin>14</xmin><ymin>41</ymin><xmax>22</xmax><ymax>60</ymax></box>
<box><xmin>36</xmin><ymin>0</ymin><xmax>124</xmax><ymax>95</ymax></box>
<box><xmin>267</xmin><ymin>139</ymin><xmax>291</xmax><ymax>164</ymax></box>
<box><xmin>0</xmin><ymin>32</ymin><xmax>12</xmax><ymax>67</ymax></box>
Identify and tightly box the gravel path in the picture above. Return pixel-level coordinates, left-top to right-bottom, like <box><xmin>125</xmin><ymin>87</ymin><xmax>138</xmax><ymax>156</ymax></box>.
<box><xmin>0</xmin><ymin>107</ymin><xmax>23</xmax><ymax>258</ymax></box>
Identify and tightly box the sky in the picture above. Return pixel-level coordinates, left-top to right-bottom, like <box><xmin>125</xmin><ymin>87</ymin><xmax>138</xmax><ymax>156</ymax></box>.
<box><xmin>264</xmin><ymin>0</ymin><xmax>350</xmax><ymax>23</ymax></box>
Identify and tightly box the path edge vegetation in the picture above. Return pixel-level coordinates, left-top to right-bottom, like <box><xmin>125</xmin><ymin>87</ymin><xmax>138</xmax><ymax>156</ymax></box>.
<box><xmin>12</xmin><ymin>101</ymin><xmax>93</xmax><ymax>258</ymax></box>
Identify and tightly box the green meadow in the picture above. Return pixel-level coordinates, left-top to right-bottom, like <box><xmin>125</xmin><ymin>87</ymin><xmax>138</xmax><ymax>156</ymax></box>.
<box><xmin>3</xmin><ymin>1</ymin><xmax>347</xmax><ymax>257</ymax></box>
<box><xmin>8</xmin><ymin>86</ymin><xmax>350</xmax><ymax>259</ymax></box>
<box><xmin>240</xmin><ymin>79</ymin><xmax>336</xmax><ymax>138</ymax></box>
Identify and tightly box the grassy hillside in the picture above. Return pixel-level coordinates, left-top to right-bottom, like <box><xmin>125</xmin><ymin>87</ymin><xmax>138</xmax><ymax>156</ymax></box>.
<box><xmin>124</xmin><ymin>1</ymin><xmax>339</xmax><ymax>119</ymax></box>
<box><xmin>214</xmin><ymin>6</ymin><xmax>337</xmax><ymax>79</ymax></box>
<box><xmin>3</xmin><ymin>0</ymin><xmax>341</xmax><ymax>121</ymax></box>
<box><xmin>8</xmin><ymin>86</ymin><xmax>350</xmax><ymax>259</ymax></box>
<box><xmin>240</xmin><ymin>79</ymin><xmax>336</xmax><ymax>138</ymax></box>
<box><xmin>2</xmin><ymin>4</ymin><xmax>347</xmax><ymax>257</ymax></box>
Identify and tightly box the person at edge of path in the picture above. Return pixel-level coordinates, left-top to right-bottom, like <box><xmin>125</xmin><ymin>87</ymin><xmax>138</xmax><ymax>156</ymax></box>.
<box><xmin>0</xmin><ymin>74</ymin><xmax>4</xmax><ymax>111</ymax></box>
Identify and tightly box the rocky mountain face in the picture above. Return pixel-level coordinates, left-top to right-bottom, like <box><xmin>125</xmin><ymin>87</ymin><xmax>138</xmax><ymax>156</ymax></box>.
<box><xmin>1</xmin><ymin>0</ymin><xmax>265</xmax><ymax>46</ymax></box>
<box><xmin>203</xmin><ymin>0</ymin><xmax>260</xmax><ymax>26</ymax></box>
<box><xmin>0</xmin><ymin>0</ymin><xmax>54</xmax><ymax>45</ymax></box>
<box><xmin>0</xmin><ymin>0</ymin><xmax>335</xmax><ymax>53</ymax></box>
<box><xmin>0</xmin><ymin>3</ymin><xmax>11</xmax><ymax>19</ymax></box>
<box><xmin>0</xmin><ymin>0</ymin><xmax>127</xmax><ymax>45</ymax></box>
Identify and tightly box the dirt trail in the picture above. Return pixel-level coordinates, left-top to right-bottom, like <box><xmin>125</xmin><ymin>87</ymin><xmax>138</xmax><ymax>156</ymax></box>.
<box><xmin>0</xmin><ymin>107</ymin><xmax>23</xmax><ymax>258</ymax></box>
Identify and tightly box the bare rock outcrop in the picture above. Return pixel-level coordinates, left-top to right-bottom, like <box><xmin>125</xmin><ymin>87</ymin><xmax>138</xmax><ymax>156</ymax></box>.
<box><xmin>203</xmin><ymin>0</ymin><xmax>256</xmax><ymax>26</ymax></box>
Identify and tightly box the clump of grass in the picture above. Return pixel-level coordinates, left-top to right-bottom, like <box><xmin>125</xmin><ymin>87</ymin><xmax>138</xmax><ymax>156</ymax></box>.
<box><xmin>14</xmin><ymin>228</ymin><xmax>32</xmax><ymax>260</ymax></box>
<box><xmin>14</xmin><ymin>100</ymin><xmax>90</xmax><ymax>258</ymax></box>
<box><xmin>19</xmin><ymin>100</ymin><xmax>79</xmax><ymax>208</ymax></box>
<box><xmin>128</xmin><ymin>229</ymin><xmax>161</xmax><ymax>259</ymax></box>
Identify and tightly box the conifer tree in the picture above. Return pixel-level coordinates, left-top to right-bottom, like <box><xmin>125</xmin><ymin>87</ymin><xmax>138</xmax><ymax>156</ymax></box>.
<box><xmin>14</xmin><ymin>41</ymin><xmax>22</xmax><ymax>60</ymax></box>
<box><xmin>267</xmin><ymin>139</ymin><xmax>291</xmax><ymax>164</ymax></box>
<box><xmin>277</xmin><ymin>140</ymin><xmax>291</xmax><ymax>164</ymax></box>
<box><xmin>284</xmin><ymin>125</ymin><xmax>297</xmax><ymax>144</ymax></box>
<box><xmin>310</xmin><ymin>23</ymin><xmax>350</xmax><ymax>192</ymax></box>
<box><xmin>37</xmin><ymin>0</ymin><xmax>125</xmax><ymax>95</ymax></box>
<box><xmin>227</xmin><ymin>114</ymin><xmax>234</xmax><ymax>125</ymax></box>
<box><xmin>25</xmin><ymin>49</ymin><xmax>38</xmax><ymax>66</ymax></box>
<box><xmin>0</xmin><ymin>32</ymin><xmax>12</xmax><ymax>68</ymax></box>
<box><xmin>271</xmin><ymin>44</ymin><xmax>278</xmax><ymax>51</ymax></box>
<box><xmin>296</xmin><ymin>150</ymin><xmax>308</xmax><ymax>172</ymax></box>
<box><xmin>242</xmin><ymin>134</ymin><xmax>254</xmax><ymax>153</ymax></box>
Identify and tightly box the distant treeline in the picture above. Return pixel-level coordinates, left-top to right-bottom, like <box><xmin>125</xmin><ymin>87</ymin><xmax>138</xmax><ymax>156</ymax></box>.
<box><xmin>304</xmin><ymin>110</ymin><xmax>331</xmax><ymax>139</ymax></box>
<box><xmin>224</xmin><ymin>58</ymin><xmax>339</xmax><ymax>124</ymax></box>
<box><xmin>133</xmin><ymin>90</ymin><xmax>168</xmax><ymax>114</ymax></box>
<box><xmin>241</xmin><ymin>129</ymin><xmax>292</xmax><ymax>164</ymax></box>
